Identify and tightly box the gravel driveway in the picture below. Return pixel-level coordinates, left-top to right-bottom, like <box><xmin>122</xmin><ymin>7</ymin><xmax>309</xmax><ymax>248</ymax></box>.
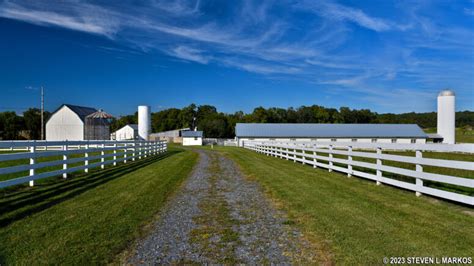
<box><xmin>128</xmin><ymin>149</ymin><xmax>315</xmax><ymax>264</ymax></box>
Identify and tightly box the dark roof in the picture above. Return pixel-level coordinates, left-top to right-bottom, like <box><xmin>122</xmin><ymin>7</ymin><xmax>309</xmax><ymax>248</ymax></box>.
<box><xmin>48</xmin><ymin>104</ymin><xmax>97</xmax><ymax>123</ymax></box>
<box><xmin>127</xmin><ymin>124</ymin><xmax>138</xmax><ymax>130</ymax></box>
<box><xmin>181</xmin><ymin>130</ymin><xmax>203</xmax><ymax>137</ymax></box>
<box><xmin>235</xmin><ymin>123</ymin><xmax>428</xmax><ymax>138</ymax></box>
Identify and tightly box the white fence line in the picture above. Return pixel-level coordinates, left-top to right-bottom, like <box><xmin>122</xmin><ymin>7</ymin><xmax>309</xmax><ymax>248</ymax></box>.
<box><xmin>243</xmin><ymin>140</ymin><xmax>474</xmax><ymax>206</ymax></box>
<box><xmin>0</xmin><ymin>140</ymin><xmax>167</xmax><ymax>189</ymax></box>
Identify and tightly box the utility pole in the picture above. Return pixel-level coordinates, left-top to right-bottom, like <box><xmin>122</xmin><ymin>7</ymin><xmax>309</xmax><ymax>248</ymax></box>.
<box><xmin>41</xmin><ymin>86</ymin><xmax>44</xmax><ymax>140</ymax></box>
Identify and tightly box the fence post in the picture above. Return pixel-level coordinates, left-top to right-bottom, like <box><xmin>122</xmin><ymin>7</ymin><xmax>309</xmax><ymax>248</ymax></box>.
<box><xmin>132</xmin><ymin>141</ymin><xmax>136</xmax><ymax>161</ymax></box>
<box><xmin>302</xmin><ymin>145</ymin><xmax>306</xmax><ymax>165</ymax></box>
<box><xmin>416</xmin><ymin>150</ymin><xmax>423</xmax><ymax>197</ymax></box>
<box><xmin>113</xmin><ymin>143</ymin><xmax>117</xmax><ymax>166</ymax></box>
<box><xmin>376</xmin><ymin>147</ymin><xmax>382</xmax><ymax>185</ymax></box>
<box><xmin>313</xmin><ymin>144</ymin><xmax>317</xmax><ymax>169</ymax></box>
<box><xmin>101</xmin><ymin>143</ymin><xmax>105</xmax><ymax>169</ymax></box>
<box><xmin>328</xmin><ymin>145</ymin><xmax>333</xmax><ymax>172</ymax></box>
<box><xmin>124</xmin><ymin>143</ymin><xmax>128</xmax><ymax>164</ymax></box>
<box><xmin>293</xmin><ymin>146</ymin><xmax>297</xmax><ymax>162</ymax></box>
<box><xmin>84</xmin><ymin>141</ymin><xmax>89</xmax><ymax>173</ymax></box>
<box><xmin>286</xmin><ymin>147</ymin><xmax>289</xmax><ymax>160</ymax></box>
<box><xmin>139</xmin><ymin>142</ymin><xmax>142</xmax><ymax>160</ymax></box>
<box><xmin>29</xmin><ymin>141</ymin><xmax>36</xmax><ymax>187</ymax></box>
<box><xmin>63</xmin><ymin>140</ymin><xmax>68</xmax><ymax>179</ymax></box>
<box><xmin>347</xmin><ymin>146</ymin><xmax>353</xmax><ymax>177</ymax></box>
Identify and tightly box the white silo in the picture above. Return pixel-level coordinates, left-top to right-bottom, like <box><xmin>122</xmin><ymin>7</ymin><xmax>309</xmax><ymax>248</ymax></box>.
<box><xmin>437</xmin><ymin>90</ymin><xmax>455</xmax><ymax>144</ymax></box>
<box><xmin>138</xmin><ymin>105</ymin><xmax>151</xmax><ymax>140</ymax></box>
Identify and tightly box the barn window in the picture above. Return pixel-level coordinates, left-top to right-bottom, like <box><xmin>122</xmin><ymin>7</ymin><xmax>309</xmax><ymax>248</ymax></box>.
<box><xmin>290</xmin><ymin>138</ymin><xmax>296</xmax><ymax>141</ymax></box>
<box><xmin>371</xmin><ymin>138</ymin><xmax>377</xmax><ymax>143</ymax></box>
<box><xmin>391</xmin><ymin>139</ymin><xmax>397</xmax><ymax>143</ymax></box>
<box><xmin>331</xmin><ymin>138</ymin><xmax>337</xmax><ymax>142</ymax></box>
<box><xmin>194</xmin><ymin>137</ymin><xmax>198</xmax><ymax>140</ymax></box>
<box><xmin>351</xmin><ymin>138</ymin><xmax>357</xmax><ymax>142</ymax></box>
<box><xmin>249</xmin><ymin>138</ymin><xmax>255</xmax><ymax>140</ymax></box>
<box><xmin>411</xmin><ymin>139</ymin><xmax>416</xmax><ymax>143</ymax></box>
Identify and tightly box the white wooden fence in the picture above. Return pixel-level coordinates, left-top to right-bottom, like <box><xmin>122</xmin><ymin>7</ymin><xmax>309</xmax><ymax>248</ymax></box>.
<box><xmin>0</xmin><ymin>140</ymin><xmax>167</xmax><ymax>189</ymax></box>
<box><xmin>243</xmin><ymin>140</ymin><xmax>474</xmax><ymax>206</ymax></box>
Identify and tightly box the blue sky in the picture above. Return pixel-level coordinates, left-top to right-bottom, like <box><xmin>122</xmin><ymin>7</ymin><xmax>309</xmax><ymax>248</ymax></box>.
<box><xmin>0</xmin><ymin>0</ymin><xmax>473</xmax><ymax>116</ymax></box>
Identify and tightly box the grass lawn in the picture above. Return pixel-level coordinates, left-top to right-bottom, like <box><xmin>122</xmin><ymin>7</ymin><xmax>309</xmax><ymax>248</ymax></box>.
<box><xmin>217</xmin><ymin>147</ymin><xmax>474</xmax><ymax>264</ymax></box>
<box><xmin>0</xmin><ymin>147</ymin><xmax>198</xmax><ymax>265</ymax></box>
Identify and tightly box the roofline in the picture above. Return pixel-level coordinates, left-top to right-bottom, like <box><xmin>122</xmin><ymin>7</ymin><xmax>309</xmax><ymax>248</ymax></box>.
<box><xmin>46</xmin><ymin>104</ymin><xmax>97</xmax><ymax>125</ymax></box>
<box><xmin>237</xmin><ymin>136</ymin><xmax>428</xmax><ymax>139</ymax></box>
<box><xmin>236</xmin><ymin>123</ymin><xmax>422</xmax><ymax>126</ymax></box>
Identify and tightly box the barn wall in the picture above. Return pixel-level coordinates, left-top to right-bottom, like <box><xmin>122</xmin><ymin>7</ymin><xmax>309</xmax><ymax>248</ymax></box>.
<box><xmin>114</xmin><ymin>126</ymin><xmax>137</xmax><ymax>140</ymax></box>
<box><xmin>46</xmin><ymin>106</ymin><xmax>84</xmax><ymax>141</ymax></box>
<box><xmin>238</xmin><ymin>137</ymin><xmax>426</xmax><ymax>146</ymax></box>
<box><xmin>183</xmin><ymin>137</ymin><xmax>202</xmax><ymax>146</ymax></box>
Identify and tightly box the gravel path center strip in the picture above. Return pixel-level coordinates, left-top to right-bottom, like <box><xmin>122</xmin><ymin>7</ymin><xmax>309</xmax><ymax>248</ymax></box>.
<box><xmin>128</xmin><ymin>149</ymin><xmax>315</xmax><ymax>264</ymax></box>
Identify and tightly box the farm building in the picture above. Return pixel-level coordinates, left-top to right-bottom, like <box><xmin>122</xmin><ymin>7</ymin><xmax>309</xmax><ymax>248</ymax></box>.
<box><xmin>182</xmin><ymin>130</ymin><xmax>203</xmax><ymax>146</ymax></box>
<box><xmin>111</xmin><ymin>124</ymin><xmax>138</xmax><ymax>140</ymax></box>
<box><xmin>46</xmin><ymin>104</ymin><xmax>113</xmax><ymax>141</ymax></box>
<box><xmin>235</xmin><ymin>123</ymin><xmax>428</xmax><ymax>147</ymax></box>
<box><xmin>149</xmin><ymin>128</ymin><xmax>190</xmax><ymax>143</ymax></box>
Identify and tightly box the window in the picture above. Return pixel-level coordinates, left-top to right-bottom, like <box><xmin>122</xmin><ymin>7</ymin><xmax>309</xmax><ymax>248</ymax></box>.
<box><xmin>371</xmin><ymin>138</ymin><xmax>377</xmax><ymax>143</ymax></box>
<box><xmin>411</xmin><ymin>139</ymin><xmax>416</xmax><ymax>144</ymax></box>
<box><xmin>269</xmin><ymin>138</ymin><xmax>276</xmax><ymax>141</ymax></box>
<box><xmin>311</xmin><ymin>138</ymin><xmax>318</xmax><ymax>142</ymax></box>
<box><xmin>194</xmin><ymin>137</ymin><xmax>198</xmax><ymax>140</ymax></box>
<box><xmin>351</xmin><ymin>138</ymin><xmax>357</xmax><ymax>142</ymax></box>
<box><xmin>391</xmin><ymin>139</ymin><xmax>397</xmax><ymax>143</ymax></box>
<box><xmin>290</xmin><ymin>138</ymin><xmax>296</xmax><ymax>141</ymax></box>
<box><xmin>331</xmin><ymin>138</ymin><xmax>337</xmax><ymax>142</ymax></box>
<box><xmin>249</xmin><ymin>138</ymin><xmax>254</xmax><ymax>140</ymax></box>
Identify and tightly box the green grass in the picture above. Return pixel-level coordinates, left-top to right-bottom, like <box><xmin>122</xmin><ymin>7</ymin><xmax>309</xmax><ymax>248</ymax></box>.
<box><xmin>217</xmin><ymin>147</ymin><xmax>474</xmax><ymax>264</ymax></box>
<box><xmin>424</xmin><ymin>127</ymin><xmax>474</xmax><ymax>143</ymax></box>
<box><xmin>0</xmin><ymin>147</ymin><xmax>198</xmax><ymax>265</ymax></box>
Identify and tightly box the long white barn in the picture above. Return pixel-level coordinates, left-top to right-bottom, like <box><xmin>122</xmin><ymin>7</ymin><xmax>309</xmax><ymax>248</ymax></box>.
<box><xmin>235</xmin><ymin>123</ymin><xmax>428</xmax><ymax>147</ymax></box>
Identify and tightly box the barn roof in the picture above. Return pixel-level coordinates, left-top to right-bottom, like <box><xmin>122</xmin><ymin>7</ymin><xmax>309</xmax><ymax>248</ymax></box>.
<box><xmin>235</xmin><ymin>123</ymin><xmax>428</xmax><ymax>138</ymax></box>
<box><xmin>181</xmin><ymin>130</ymin><xmax>203</xmax><ymax>138</ymax></box>
<box><xmin>49</xmin><ymin>104</ymin><xmax>97</xmax><ymax>122</ymax></box>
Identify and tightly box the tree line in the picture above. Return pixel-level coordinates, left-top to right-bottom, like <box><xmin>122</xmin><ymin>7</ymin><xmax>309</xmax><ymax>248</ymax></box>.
<box><xmin>111</xmin><ymin>104</ymin><xmax>474</xmax><ymax>138</ymax></box>
<box><xmin>1</xmin><ymin>105</ymin><xmax>472</xmax><ymax>140</ymax></box>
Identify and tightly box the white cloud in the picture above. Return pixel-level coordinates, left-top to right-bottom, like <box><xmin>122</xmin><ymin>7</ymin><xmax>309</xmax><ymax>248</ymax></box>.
<box><xmin>168</xmin><ymin>46</ymin><xmax>210</xmax><ymax>64</ymax></box>
<box><xmin>0</xmin><ymin>2</ymin><xmax>121</xmax><ymax>38</ymax></box>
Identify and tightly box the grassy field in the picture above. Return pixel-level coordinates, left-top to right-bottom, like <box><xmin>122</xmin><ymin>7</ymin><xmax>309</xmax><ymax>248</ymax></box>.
<box><xmin>0</xmin><ymin>147</ymin><xmax>198</xmax><ymax>265</ymax></box>
<box><xmin>216</xmin><ymin>147</ymin><xmax>474</xmax><ymax>264</ymax></box>
<box><xmin>424</xmin><ymin>127</ymin><xmax>474</xmax><ymax>143</ymax></box>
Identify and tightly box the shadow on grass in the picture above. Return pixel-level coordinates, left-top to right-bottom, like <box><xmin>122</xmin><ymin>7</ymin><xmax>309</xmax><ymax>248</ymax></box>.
<box><xmin>0</xmin><ymin>150</ymin><xmax>181</xmax><ymax>228</ymax></box>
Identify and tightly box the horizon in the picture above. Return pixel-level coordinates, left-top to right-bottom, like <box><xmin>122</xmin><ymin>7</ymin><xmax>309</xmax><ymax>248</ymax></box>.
<box><xmin>0</xmin><ymin>0</ymin><xmax>473</xmax><ymax>116</ymax></box>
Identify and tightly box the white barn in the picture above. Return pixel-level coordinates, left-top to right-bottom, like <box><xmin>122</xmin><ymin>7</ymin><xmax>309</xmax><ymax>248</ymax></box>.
<box><xmin>235</xmin><ymin>123</ymin><xmax>428</xmax><ymax>147</ymax></box>
<box><xmin>182</xmin><ymin>130</ymin><xmax>203</xmax><ymax>146</ymax></box>
<box><xmin>46</xmin><ymin>104</ymin><xmax>97</xmax><ymax>141</ymax></box>
<box><xmin>111</xmin><ymin>124</ymin><xmax>138</xmax><ymax>140</ymax></box>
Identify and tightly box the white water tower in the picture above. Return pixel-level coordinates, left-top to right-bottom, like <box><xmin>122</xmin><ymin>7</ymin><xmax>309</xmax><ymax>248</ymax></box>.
<box><xmin>437</xmin><ymin>90</ymin><xmax>455</xmax><ymax>144</ymax></box>
<box><xmin>138</xmin><ymin>105</ymin><xmax>151</xmax><ymax>140</ymax></box>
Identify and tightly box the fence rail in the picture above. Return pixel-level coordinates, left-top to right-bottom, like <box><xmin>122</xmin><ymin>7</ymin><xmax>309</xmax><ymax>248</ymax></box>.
<box><xmin>0</xmin><ymin>140</ymin><xmax>167</xmax><ymax>189</ymax></box>
<box><xmin>243</xmin><ymin>140</ymin><xmax>474</xmax><ymax>206</ymax></box>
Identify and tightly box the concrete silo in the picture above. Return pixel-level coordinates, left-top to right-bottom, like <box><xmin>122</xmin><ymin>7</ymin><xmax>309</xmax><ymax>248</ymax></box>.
<box><xmin>138</xmin><ymin>105</ymin><xmax>151</xmax><ymax>140</ymax></box>
<box><xmin>437</xmin><ymin>90</ymin><xmax>455</xmax><ymax>144</ymax></box>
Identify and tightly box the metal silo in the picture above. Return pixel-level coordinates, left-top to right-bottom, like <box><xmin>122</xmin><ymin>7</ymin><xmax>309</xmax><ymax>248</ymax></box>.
<box><xmin>85</xmin><ymin>109</ymin><xmax>114</xmax><ymax>140</ymax></box>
